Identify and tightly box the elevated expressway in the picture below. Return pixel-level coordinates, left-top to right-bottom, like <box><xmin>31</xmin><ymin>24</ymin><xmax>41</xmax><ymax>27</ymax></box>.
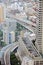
<box><xmin>0</xmin><ymin>37</ymin><xmax>42</xmax><ymax>65</ymax></box>
<box><xmin>0</xmin><ymin>42</ymin><xmax>19</xmax><ymax>65</ymax></box>
<box><xmin>6</xmin><ymin>12</ymin><xmax>36</xmax><ymax>33</ymax></box>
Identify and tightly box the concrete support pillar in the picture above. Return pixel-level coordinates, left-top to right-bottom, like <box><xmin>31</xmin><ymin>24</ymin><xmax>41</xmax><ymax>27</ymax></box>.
<box><xmin>5</xmin><ymin>52</ymin><xmax>11</xmax><ymax>65</ymax></box>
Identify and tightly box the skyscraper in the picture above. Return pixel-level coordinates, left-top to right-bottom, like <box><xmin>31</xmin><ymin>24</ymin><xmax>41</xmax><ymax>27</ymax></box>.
<box><xmin>36</xmin><ymin>0</ymin><xmax>43</xmax><ymax>54</ymax></box>
<box><xmin>0</xmin><ymin>3</ymin><xmax>6</xmax><ymax>23</ymax></box>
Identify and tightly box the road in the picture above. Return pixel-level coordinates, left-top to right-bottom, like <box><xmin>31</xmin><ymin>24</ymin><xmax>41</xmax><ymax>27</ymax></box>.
<box><xmin>0</xmin><ymin>37</ymin><xmax>42</xmax><ymax>65</ymax></box>
<box><xmin>17</xmin><ymin>37</ymin><xmax>42</xmax><ymax>61</ymax></box>
<box><xmin>0</xmin><ymin>42</ymin><xmax>18</xmax><ymax>65</ymax></box>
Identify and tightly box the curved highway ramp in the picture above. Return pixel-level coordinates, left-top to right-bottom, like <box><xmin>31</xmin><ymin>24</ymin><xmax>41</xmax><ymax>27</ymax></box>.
<box><xmin>0</xmin><ymin>42</ymin><xmax>19</xmax><ymax>65</ymax></box>
<box><xmin>0</xmin><ymin>37</ymin><xmax>42</xmax><ymax>65</ymax></box>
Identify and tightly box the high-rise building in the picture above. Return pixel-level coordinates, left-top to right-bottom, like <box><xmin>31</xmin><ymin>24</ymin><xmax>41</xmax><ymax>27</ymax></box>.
<box><xmin>2</xmin><ymin>18</ymin><xmax>16</xmax><ymax>44</ymax></box>
<box><xmin>36</xmin><ymin>0</ymin><xmax>43</xmax><ymax>54</ymax></box>
<box><xmin>9</xmin><ymin>31</ymin><xmax>15</xmax><ymax>44</ymax></box>
<box><xmin>0</xmin><ymin>3</ymin><xmax>6</xmax><ymax>23</ymax></box>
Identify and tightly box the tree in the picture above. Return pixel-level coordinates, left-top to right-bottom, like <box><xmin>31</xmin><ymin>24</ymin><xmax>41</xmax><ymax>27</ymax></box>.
<box><xmin>0</xmin><ymin>30</ymin><xmax>3</xmax><ymax>37</ymax></box>
<box><xmin>1</xmin><ymin>41</ymin><xmax>6</xmax><ymax>47</ymax></box>
<box><xmin>10</xmin><ymin>52</ymin><xmax>21</xmax><ymax>65</ymax></box>
<box><xmin>0</xmin><ymin>30</ymin><xmax>3</xmax><ymax>45</ymax></box>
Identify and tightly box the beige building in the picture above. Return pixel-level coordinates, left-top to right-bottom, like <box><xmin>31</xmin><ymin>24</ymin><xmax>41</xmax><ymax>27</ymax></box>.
<box><xmin>0</xmin><ymin>3</ymin><xmax>6</xmax><ymax>23</ymax></box>
<box><xmin>42</xmin><ymin>1</ymin><xmax>43</xmax><ymax>54</ymax></box>
<box><xmin>36</xmin><ymin>1</ymin><xmax>43</xmax><ymax>54</ymax></box>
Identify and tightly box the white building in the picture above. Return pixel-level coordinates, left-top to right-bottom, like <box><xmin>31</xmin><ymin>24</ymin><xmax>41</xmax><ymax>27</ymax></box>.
<box><xmin>21</xmin><ymin>56</ymin><xmax>34</xmax><ymax>65</ymax></box>
<box><xmin>9</xmin><ymin>31</ymin><xmax>15</xmax><ymax>44</ymax></box>
<box><xmin>2</xmin><ymin>18</ymin><xmax>16</xmax><ymax>44</ymax></box>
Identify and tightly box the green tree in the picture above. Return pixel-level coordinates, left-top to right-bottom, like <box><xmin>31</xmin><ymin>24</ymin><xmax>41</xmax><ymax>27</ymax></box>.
<box><xmin>1</xmin><ymin>41</ymin><xmax>6</xmax><ymax>47</ymax></box>
<box><xmin>0</xmin><ymin>30</ymin><xmax>3</xmax><ymax>37</ymax></box>
<box><xmin>0</xmin><ymin>30</ymin><xmax>3</xmax><ymax>45</ymax></box>
<box><xmin>10</xmin><ymin>52</ymin><xmax>21</xmax><ymax>65</ymax></box>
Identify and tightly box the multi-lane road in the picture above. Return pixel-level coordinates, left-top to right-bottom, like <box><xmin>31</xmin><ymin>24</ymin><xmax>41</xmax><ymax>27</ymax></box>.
<box><xmin>0</xmin><ymin>42</ymin><xmax>18</xmax><ymax>65</ymax></box>
<box><xmin>0</xmin><ymin>38</ymin><xmax>42</xmax><ymax>65</ymax></box>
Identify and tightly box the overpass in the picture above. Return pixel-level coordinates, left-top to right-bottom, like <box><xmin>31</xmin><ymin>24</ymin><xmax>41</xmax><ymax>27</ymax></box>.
<box><xmin>17</xmin><ymin>37</ymin><xmax>42</xmax><ymax>61</ymax></box>
<box><xmin>0</xmin><ymin>37</ymin><xmax>42</xmax><ymax>65</ymax></box>
<box><xmin>0</xmin><ymin>42</ymin><xmax>19</xmax><ymax>65</ymax></box>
